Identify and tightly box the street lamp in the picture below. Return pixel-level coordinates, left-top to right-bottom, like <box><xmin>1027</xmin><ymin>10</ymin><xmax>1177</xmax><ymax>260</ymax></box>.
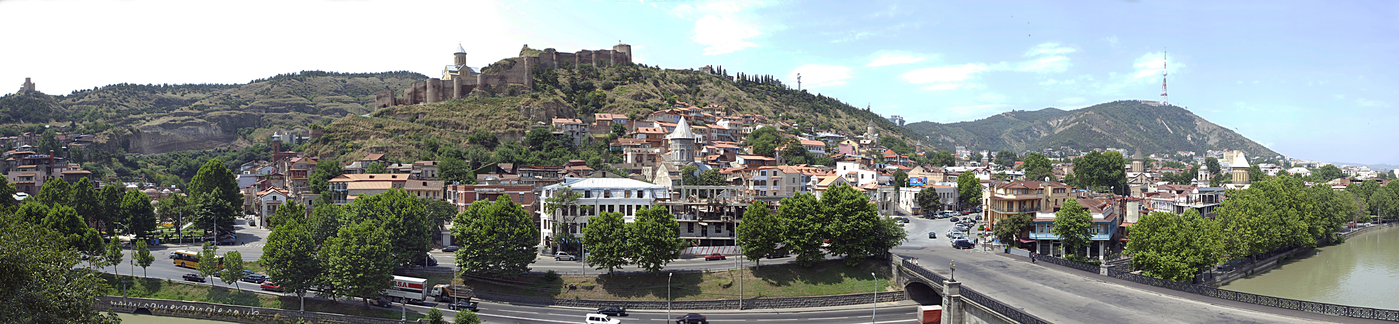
<box><xmin>667</xmin><ymin>272</ymin><xmax>674</xmax><ymax>321</ymax></box>
<box><xmin>870</xmin><ymin>272</ymin><xmax>878</xmax><ymax>324</ymax></box>
<box><xmin>950</xmin><ymin>261</ymin><xmax>956</xmax><ymax>282</ymax></box>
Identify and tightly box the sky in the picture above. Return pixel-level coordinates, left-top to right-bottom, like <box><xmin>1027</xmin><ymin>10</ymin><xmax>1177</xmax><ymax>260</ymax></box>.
<box><xmin>1</xmin><ymin>0</ymin><xmax>1396</xmax><ymax>165</ymax></box>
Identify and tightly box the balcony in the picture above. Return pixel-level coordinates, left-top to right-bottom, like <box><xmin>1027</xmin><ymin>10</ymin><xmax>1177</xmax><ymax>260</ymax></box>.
<box><xmin>988</xmin><ymin>206</ymin><xmax>1042</xmax><ymax>215</ymax></box>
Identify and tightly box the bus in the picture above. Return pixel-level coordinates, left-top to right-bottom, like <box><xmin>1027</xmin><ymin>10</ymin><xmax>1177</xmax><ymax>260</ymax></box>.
<box><xmin>172</xmin><ymin>250</ymin><xmax>223</xmax><ymax>270</ymax></box>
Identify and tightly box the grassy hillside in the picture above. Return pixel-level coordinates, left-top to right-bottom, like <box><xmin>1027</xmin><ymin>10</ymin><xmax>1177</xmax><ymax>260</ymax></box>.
<box><xmin>905</xmin><ymin>100</ymin><xmax>1280</xmax><ymax>158</ymax></box>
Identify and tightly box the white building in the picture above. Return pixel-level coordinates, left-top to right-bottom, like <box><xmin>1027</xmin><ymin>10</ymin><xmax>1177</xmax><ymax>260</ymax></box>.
<box><xmin>539</xmin><ymin>177</ymin><xmax>670</xmax><ymax>245</ymax></box>
<box><xmin>835</xmin><ymin>162</ymin><xmax>878</xmax><ymax>187</ymax></box>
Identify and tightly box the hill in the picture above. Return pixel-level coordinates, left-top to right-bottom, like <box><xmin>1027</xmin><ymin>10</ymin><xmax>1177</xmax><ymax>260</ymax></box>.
<box><xmin>304</xmin><ymin>62</ymin><xmax>919</xmax><ymax>162</ymax></box>
<box><xmin>0</xmin><ymin>71</ymin><xmax>426</xmax><ymax>154</ymax></box>
<box><xmin>904</xmin><ymin>100</ymin><xmax>1280</xmax><ymax>158</ymax></box>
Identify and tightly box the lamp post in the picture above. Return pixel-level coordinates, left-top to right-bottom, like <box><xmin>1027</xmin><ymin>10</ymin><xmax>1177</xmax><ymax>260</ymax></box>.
<box><xmin>870</xmin><ymin>272</ymin><xmax>878</xmax><ymax>323</ymax></box>
<box><xmin>668</xmin><ymin>272</ymin><xmax>674</xmax><ymax>321</ymax></box>
<box><xmin>950</xmin><ymin>261</ymin><xmax>956</xmax><ymax>281</ymax></box>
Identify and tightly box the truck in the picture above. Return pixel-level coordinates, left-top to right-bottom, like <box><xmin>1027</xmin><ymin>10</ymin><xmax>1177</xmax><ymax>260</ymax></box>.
<box><xmin>430</xmin><ymin>284</ymin><xmax>474</xmax><ymax>302</ymax></box>
<box><xmin>382</xmin><ymin>275</ymin><xmax>429</xmax><ymax>304</ymax></box>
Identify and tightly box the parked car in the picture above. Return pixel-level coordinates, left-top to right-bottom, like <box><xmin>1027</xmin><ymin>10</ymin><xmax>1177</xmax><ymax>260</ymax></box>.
<box><xmin>555</xmin><ymin>252</ymin><xmax>578</xmax><ymax>261</ymax></box>
<box><xmin>448</xmin><ymin>300</ymin><xmax>478</xmax><ymax>311</ymax></box>
<box><xmin>704</xmin><ymin>253</ymin><xmax>726</xmax><ymax>261</ymax></box>
<box><xmin>260</xmin><ymin>281</ymin><xmax>283</xmax><ymax>292</ymax></box>
<box><xmin>949</xmin><ymin>217</ymin><xmax>959</xmax><ymax>222</ymax></box>
<box><xmin>182</xmin><ymin>273</ymin><xmax>205</xmax><ymax>282</ymax></box>
<box><xmin>369</xmin><ymin>297</ymin><xmax>393</xmax><ymax>308</ymax></box>
<box><xmin>241</xmin><ymin>273</ymin><xmax>268</xmax><ymax>283</ymax></box>
<box><xmin>953</xmin><ymin>239</ymin><xmax>975</xmax><ymax>249</ymax></box>
<box><xmin>928</xmin><ymin>232</ymin><xmax>937</xmax><ymax>239</ymax></box>
<box><xmin>596</xmin><ymin>306</ymin><xmax>628</xmax><ymax>316</ymax></box>
<box><xmin>411</xmin><ymin>256</ymin><xmax>438</xmax><ymax>267</ymax></box>
<box><xmin>441</xmin><ymin>246</ymin><xmax>460</xmax><ymax>252</ymax></box>
<box><xmin>676</xmin><ymin>313</ymin><xmax>709</xmax><ymax>324</ymax></box>
<box><xmin>586</xmin><ymin>313</ymin><xmax>621</xmax><ymax>324</ymax></box>
<box><xmin>764</xmin><ymin>250</ymin><xmax>789</xmax><ymax>258</ymax></box>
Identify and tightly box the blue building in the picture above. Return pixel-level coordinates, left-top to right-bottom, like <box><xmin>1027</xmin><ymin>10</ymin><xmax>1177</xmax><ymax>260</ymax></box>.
<box><xmin>1029</xmin><ymin>197</ymin><xmax>1123</xmax><ymax>260</ymax></box>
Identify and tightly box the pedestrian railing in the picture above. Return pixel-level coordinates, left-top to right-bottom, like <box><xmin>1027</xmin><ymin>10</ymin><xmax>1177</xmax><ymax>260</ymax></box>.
<box><xmin>1036</xmin><ymin>254</ymin><xmax>1099</xmax><ymax>273</ymax></box>
<box><xmin>1103</xmin><ymin>267</ymin><xmax>1399</xmax><ymax>321</ymax></box>
<box><xmin>899</xmin><ymin>258</ymin><xmax>1052</xmax><ymax>324</ymax></box>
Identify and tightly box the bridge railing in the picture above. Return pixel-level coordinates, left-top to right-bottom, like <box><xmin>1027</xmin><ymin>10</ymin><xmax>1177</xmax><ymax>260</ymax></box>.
<box><xmin>900</xmin><ymin>258</ymin><xmax>1053</xmax><ymax>324</ymax></box>
<box><xmin>1035</xmin><ymin>254</ymin><xmax>1100</xmax><ymax>273</ymax></box>
<box><xmin>1097</xmin><ymin>264</ymin><xmax>1399</xmax><ymax>321</ymax></box>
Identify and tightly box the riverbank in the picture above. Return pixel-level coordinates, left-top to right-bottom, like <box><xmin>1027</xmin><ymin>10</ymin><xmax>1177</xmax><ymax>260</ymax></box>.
<box><xmin>1223</xmin><ymin>224</ymin><xmax>1399</xmax><ymax>310</ymax></box>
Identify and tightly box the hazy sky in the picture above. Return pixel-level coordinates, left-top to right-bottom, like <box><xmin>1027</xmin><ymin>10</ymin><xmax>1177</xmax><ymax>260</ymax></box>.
<box><xmin>2</xmin><ymin>0</ymin><xmax>1395</xmax><ymax>164</ymax></box>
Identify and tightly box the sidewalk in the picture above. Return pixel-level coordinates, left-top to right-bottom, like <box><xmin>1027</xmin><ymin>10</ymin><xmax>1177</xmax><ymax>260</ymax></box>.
<box><xmin>995</xmin><ymin>251</ymin><xmax>1388</xmax><ymax>323</ymax></box>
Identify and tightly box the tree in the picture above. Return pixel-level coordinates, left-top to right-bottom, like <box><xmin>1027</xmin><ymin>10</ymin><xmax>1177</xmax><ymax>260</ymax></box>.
<box><xmin>823</xmin><ymin>183</ymin><xmax>881</xmax><ymax>265</ymax></box>
<box><xmin>892</xmin><ymin>170</ymin><xmax>909</xmax><ymax>189</ymax></box>
<box><xmin>1205</xmin><ymin>157</ymin><xmax>1221</xmax><ymax>175</ymax></box>
<box><xmin>423</xmin><ymin>198</ymin><xmax>457</xmax><ymax>243</ymax></box>
<box><xmin>220</xmin><ymin>250</ymin><xmax>245</xmax><ymax>291</ymax></box>
<box><xmin>1215</xmin><ymin>176</ymin><xmax>1326</xmax><ymax>261</ymax></box>
<box><xmin>193</xmin><ymin>192</ymin><xmax>238</xmax><ymax>240</ymax></box>
<box><xmin>157</xmin><ymin>194</ymin><xmax>190</xmax><ymax>242</ymax></box>
<box><xmin>915</xmin><ymin>187</ymin><xmax>941</xmax><ymax>215</ymax></box>
<box><xmin>97</xmin><ymin>184</ymin><xmax>124</xmax><ymax>235</ymax></box>
<box><xmin>1314</xmin><ymin>164</ymin><xmax>1344</xmax><ymax>181</ymax></box>
<box><xmin>260</xmin><ymin>218</ymin><xmax>320</xmax><ymax>311</ymax></box>
<box><xmin>0</xmin><ymin>213</ymin><xmax>121</xmax><ymax>323</ymax></box>
<box><xmin>426</xmin><ymin>307</ymin><xmax>445</xmax><ymax>324</ymax></box>
<box><xmin>309</xmin><ymin>160</ymin><xmax>344</xmax><ymax>195</ymax></box>
<box><xmin>957</xmin><ymin>171</ymin><xmax>982</xmax><ymax>208</ymax></box>
<box><xmin>0</xmin><ymin>175</ymin><xmax>15</xmax><ymax>210</ymax></box>
<box><xmin>779</xmin><ymin>193</ymin><xmax>827</xmax><ymax>266</ymax></box>
<box><xmin>582</xmin><ymin>211</ymin><xmax>629</xmax><ymax>274</ymax></box>
<box><xmin>745</xmin><ymin>126</ymin><xmax>783</xmax><ymax>157</ymax></box>
<box><xmin>439</xmin><ymin>157</ymin><xmax>475</xmax><ymax>185</ymax></box>
<box><xmin>1375</xmin><ymin>187</ymin><xmax>1399</xmax><ymax>220</ymax></box>
<box><xmin>611</xmin><ymin>122</ymin><xmax>627</xmax><ymax>138</ymax></box>
<box><xmin>970</xmin><ymin>152</ymin><xmax>983</xmax><ymax>163</ymax></box>
<box><xmin>1022</xmin><ymin>153</ymin><xmax>1053</xmax><ymax>181</ymax></box>
<box><xmin>34</xmin><ymin>178</ymin><xmax>71</xmax><ymax>207</ymax></box>
<box><xmin>626</xmin><ymin>206</ymin><xmax>684</xmax><ymax>273</ymax></box>
<box><xmin>134</xmin><ymin>239</ymin><xmax>155</xmax><ymax>278</ymax></box>
<box><xmin>1052</xmin><ymin>199</ymin><xmax>1093</xmax><ymax>257</ymax></box>
<box><xmin>121</xmin><ymin>189</ymin><xmax>157</xmax><ymax>238</ymax></box>
<box><xmin>468</xmin><ymin>129</ymin><xmax>499</xmax><ymax>149</ymax></box>
<box><xmin>1248</xmin><ymin>165</ymin><xmax>1266</xmax><ymax>182</ymax></box>
<box><xmin>454</xmin><ymin>198</ymin><xmax>539</xmax><ymax>276</ymax></box>
<box><xmin>322</xmin><ymin>219</ymin><xmax>395</xmax><ymax>307</ymax></box>
<box><xmin>1077</xmin><ymin>151</ymin><xmax>1128</xmax><ymax>195</ymax></box>
<box><xmin>454</xmin><ymin>311</ymin><xmax>482</xmax><ymax>324</ymax></box>
<box><xmin>40</xmin><ymin>204</ymin><xmax>102</xmax><ymax>256</ymax></box>
<box><xmin>269</xmin><ymin>199</ymin><xmax>306</xmax><ymax>230</ymax></box>
<box><xmin>737</xmin><ymin>202</ymin><xmax>782</xmax><ymax>266</ymax></box>
<box><xmin>307</xmin><ymin>198</ymin><xmax>341</xmax><ymax>246</ymax></box>
<box><xmin>929</xmin><ymin>151</ymin><xmax>955</xmax><ymax>167</ymax></box>
<box><xmin>542</xmin><ymin>186</ymin><xmax>587</xmax><ymax>250</ymax></box>
<box><xmin>190</xmin><ymin>159</ymin><xmax>241</xmax><ymax>236</ymax></box>
<box><xmin>993</xmin><ymin>213</ymin><xmax>1033</xmax><ymax>247</ymax></box>
<box><xmin>995</xmin><ymin>150</ymin><xmax>1017</xmax><ymax>168</ymax></box>
<box><xmin>198</xmin><ymin>242</ymin><xmax>219</xmax><ymax>287</ymax></box>
<box><xmin>364</xmin><ymin>162</ymin><xmax>389</xmax><ymax>174</ymax></box>
<box><xmin>341</xmin><ymin>189</ymin><xmax>431</xmax><ymax>268</ymax></box>
<box><xmin>1126</xmin><ymin>210</ymin><xmax>1223</xmax><ymax>282</ymax></box>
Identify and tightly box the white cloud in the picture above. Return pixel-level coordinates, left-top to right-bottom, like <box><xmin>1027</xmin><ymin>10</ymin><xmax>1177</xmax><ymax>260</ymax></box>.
<box><xmin>1130</xmin><ymin>51</ymin><xmax>1178</xmax><ymax>80</ymax></box>
<box><xmin>1024</xmin><ymin>43</ymin><xmax>1076</xmax><ymax>57</ymax></box>
<box><xmin>901</xmin><ymin>64</ymin><xmax>997</xmax><ymax>84</ymax></box>
<box><xmin>788</xmin><ymin>64</ymin><xmax>853</xmax><ymax>89</ymax></box>
<box><xmin>1357</xmin><ymin>98</ymin><xmax>1388</xmax><ymax>107</ymax></box>
<box><xmin>1016</xmin><ymin>43</ymin><xmax>1074</xmax><ymax>73</ymax></box>
<box><xmin>671</xmin><ymin>1</ymin><xmax>775</xmax><ymax>56</ymax></box>
<box><xmin>867</xmin><ymin>51</ymin><xmax>929</xmax><ymax>67</ymax></box>
<box><xmin>1059</xmin><ymin>97</ymin><xmax>1086</xmax><ymax>104</ymax></box>
<box><xmin>1102</xmin><ymin>36</ymin><xmax>1120</xmax><ymax>48</ymax></box>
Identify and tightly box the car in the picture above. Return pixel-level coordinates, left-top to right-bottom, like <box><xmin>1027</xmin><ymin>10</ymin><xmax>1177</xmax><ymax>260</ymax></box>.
<box><xmin>441</xmin><ymin>246</ymin><xmax>460</xmax><ymax>252</ymax></box>
<box><xmin>675</xmin><ymin>313</ymin><xmax>709</xmax><ymax>324</ymax></box>
<box><xmin>928</xmin><ymin>232</ymin><xmax>937</xmax><ymax>239</ymax></box>
<box><xmin>704</xmin><ymin>253</ymin><xmax>726</xmax><ymax>261</ymax></box>
<box><xmin>168</xmin><ymin>251</ymin><xmax>178</xmax><ymax>259</ymax></box>
<box><xmin>586</xmin><ymin>313</ymin><xmax>621</xmax><ymax>324</ymax></box>
<box><xmin>182</xmin><ymin>273</ymin><xmax>205</xmax><ymax>282</ymax></box>
<box><xmin>596</xmin><ymin>306</ymin><xmax>628</xmax><ymax>316</ymax></box>
<box><xmin>955</xmin><ymin>225</ymin><xmax>970</xmax><ymax>232</ymax></box>
<box><xmin>953</xmin><ymin>239</ymin><xmax>975</xmax><ymax>249</ymax></box>
<box><xmin>218</xmin><ymin>235</ymin><xmax>237</xmax><ymax>245</ymax></box>
<box><xmin>241</xmin><ymin>274</ymin><xmax>268</xmax><ymax>283</ymax></box>
<box><xmin>961</xmin><ymin>211</ymin><xmax>970</xmax><ymax>215</ymax></box>
<box><xmin>447</xmin><ymin>300</ymin><xmax>478</xmax><ymax>311</ymax></box>
<box><xmin>260</xmin><ymin>281</ymin><xmax>283</xmax><ymax>292</ymax></box>
<box><xmin>949</xmin><ymin>217</ymin><xmax>959</xmax><ymax>222</ymax></box>
<box><xmin>369</xmin><ymin>297</ymin><xmax>393</xmax><ymax>308</ymax></box>
<box><xmin>411</xmin><ymin>256</ymin><xmax>438</xmax><ymax>267</ymax></box>
<box><xmin>555</xmin><ymin>252</ymin><xmax>578</xmax><ymax>261</ymax></box>
<box><xmin>764</xmin><ymin>250</ymin><xmax>789</xmax><ymax>258</ymax></box>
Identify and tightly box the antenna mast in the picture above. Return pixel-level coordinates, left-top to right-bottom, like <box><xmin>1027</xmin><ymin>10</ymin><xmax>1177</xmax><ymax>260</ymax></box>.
<box><xmin>1161</xmin><ymin>49</ymin><xmax>1169</xmax><ymax>106</ymax></box>
<box><xmin>797</xmin><ymin>73</ymin><xmax>802</xmax><ymax>90</ymax></box>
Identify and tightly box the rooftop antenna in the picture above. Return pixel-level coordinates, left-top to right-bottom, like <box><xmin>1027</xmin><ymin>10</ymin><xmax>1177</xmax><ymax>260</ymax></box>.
<box><xmin>1161</xmin><ymin>48</ymin><xmax>1170</xmax><ymax>107</ymax></box>
<box><xmin>797</xmin><ymin>73</ymin><xmax>802</xmax><ymax>90</ymax></box>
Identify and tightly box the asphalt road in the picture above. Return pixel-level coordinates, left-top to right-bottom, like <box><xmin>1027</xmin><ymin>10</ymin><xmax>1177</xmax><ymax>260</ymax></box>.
<box><xmin>446</xmin><ymin>302</ymin><xmax>919</xmax><ymax>324</ymax></box>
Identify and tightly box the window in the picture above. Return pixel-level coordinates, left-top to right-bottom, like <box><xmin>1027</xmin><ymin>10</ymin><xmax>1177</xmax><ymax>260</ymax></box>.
<box><xmin>638</xmin><ymin>190</ymin><xmax>646</xmax><ymax>198</ymax></box>
<box><xmin>604</xmin><ymin>190</ymin><xmax>612</xmax><ymax>198</ymax></box>
<box><xmin>688</xmin><ymin>222</ymin><xmax>695</xmax><ymax>233</ymax></box>
<box><xmin>584</xmin><ymin>190</ymin><xmax>592</xmax><ymax>198</ymax></box>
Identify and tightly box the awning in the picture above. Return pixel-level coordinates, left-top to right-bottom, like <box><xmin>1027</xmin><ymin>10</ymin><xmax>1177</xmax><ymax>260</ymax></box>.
<box><xmin>1018</xmin><ymin>238</ymin><xmax>1036</xmax><ymax>243</ymax></box>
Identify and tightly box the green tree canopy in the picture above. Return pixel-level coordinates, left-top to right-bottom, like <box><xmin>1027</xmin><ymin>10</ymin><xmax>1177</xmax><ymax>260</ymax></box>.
<box><xmin>322</xmin><ymin>219</ymin><xmax>395</xmax><ymax>307</ymax></box>
<box><xmin>1076</xmin><ymin>151</ymin><xmax>1128</xmax><ymax>195</ymax></box>
<box><xmin>995</xmin><ymin>150</ymin><xmax>1017</xmax><ymax>168</ymax></box>
<box><xmin>1022</xmin><ymin>153</ymin><xmax>1053</xmax><ymax>181</ymax></box>
<box><xmin>1126</xmin><ymin>210</ymin><xmax>1223</xmax><ymax>282</ymax></box>
<box><xmin>269</xmin><ymin>200</ymin><xmax>306</xmax><ymax>230</ymax></box>
<box><xmin>219</xmin><ymin>250</ymin><xmax>245</xmax><ymax>291</ymax></box>
<box><xmin>309</xmin><ymin>160</ymin><xmax>345</xmax><ymax>195</ymax></box>
<box><xmin>438</xmin><ymin>157</ymin><xmax>475</xmax><ymax>185</ymax></box>
<box><xmin>823</xmin><ymin>183</ymin><xmax>882</xmax><ymax>265</ymax></box>
<box><xmin>992</xmin><ymin>213</ymin><xmax>1033</xmax><ymax>246</ymax></box>
<box><xmin>453</xmin><ymin>198</ymin><xmax>539</xmax><ymax>276</ymax></box>
<box><xmin>340</xmin><ymin>189</ymin><xmax>432</xmax><ymax>267</ymax></box>
<box><xmin>582</xmin><ymin>211</ymin><xmax>630</xmax><ymax>274</ymax></box>
<box><xmin>737</xmin><ymin>202</ymin><xmax>783</xmax><ymax>266</ymax></box>
<box><xmin>134</xmin><ymin>239</ymin><xmax>155</xmax><ymax>278</ymax></box>
<box><xmin>779</xmin><ymin>192</ymin><xmax>827</xmax><ymax>266</ymax></box>
<box><xmin>0</xmin><ymin>213</ymin><xmax>121</xmax><ymax>323</ymax></box>
<box><xmin>121</xmin><ymin>189</ymin><xmax>157</xmax><ymax>238</ymax></box>
<box><xmin>198</xmin><ymin>242</ymin><xmax>219</xmax><ymax>286</ymax></box>
<box><xmin>260</xmin><ymin>218</ymin><xmax>321</xmax><ymax>311</ymax></box>
<box><xmin>745</xmin><ymin>126</ymin><xmax>782</xmax><ymax>157</ymax></box>
<box><xmin>364</xmin><ymin>162</ymin><xmax>389</xmax><ymax>174</ymax></box>
<box><xmin>626</xmin><ymin>206</ymin><xmax>684</xmax><ymax>273</ymax></box>
<box><xmin>915</xmin><ymin>187</ymin><xmax>941</xmax><ymax>215</ymax></box>
<box><xmin>1052</xmin><ymin>199</ymin><xmax>1093</xmax><ymax>257</ymax></box>
<box><xmin>957</xmin><ymin>171</ymin><xmax>982</xmax><ymax>207</ymax></box>
<box><xmin>1205</xmin><ymin>157</ymin><xmax>1221</xmax><ymax>175</ymax></box>
<box><xmin>892</xmin><ymin>170</ymin><xmax>909</xmax><ymax>189</ymax></box>
<box><xmin>929</xmin><ymin>151</ymin><xmax>955</xmax><ymax>167</ymax></box>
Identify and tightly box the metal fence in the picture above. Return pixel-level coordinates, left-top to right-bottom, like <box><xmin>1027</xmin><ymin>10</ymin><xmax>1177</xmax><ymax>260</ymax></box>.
<box><xmin>899</xmin><ymin>258</ymin><xmax>1053</xmax><ymax>324</ymax></box>
<box><xmin>1035</xmin><ymin>254</ymin><xmax>1100</xmax><ymax>273</ymax></box>
<box><xmin>1103</xmin><ymin>267</ymin><xmax>1399</xmax><ymax>321</ymax></box>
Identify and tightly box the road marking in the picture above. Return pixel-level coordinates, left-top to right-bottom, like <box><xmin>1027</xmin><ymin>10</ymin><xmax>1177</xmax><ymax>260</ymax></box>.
<box><xmin>755</xmin><ymin>319</ymin><xmax>798</xmax><ymax>321</ymax></box>
<box><xmin>807</xmin><ymin>317</ymin><xmax>851</xmax><ymax>320</ymax></box>
<box><xmin>474</xmin><ymin>312</ymin><xmax>578</xmax><ymax>323</ymax></box>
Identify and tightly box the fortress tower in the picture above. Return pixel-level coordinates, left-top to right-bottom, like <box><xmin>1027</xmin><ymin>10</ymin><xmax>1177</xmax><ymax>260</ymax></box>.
<box><xmin>612</xmin><ymin>43</ymin><xmax>632</xmax><ymax>62</ymax></box>
<box><xmin>19</xmin><ymin>77</ymin><xmax>35</xmax><ymax>92</ymax></box>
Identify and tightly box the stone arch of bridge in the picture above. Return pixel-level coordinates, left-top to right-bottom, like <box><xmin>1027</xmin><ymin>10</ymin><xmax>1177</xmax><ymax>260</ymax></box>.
<box><xmin>904</xmin><ymin>281</ymin><xmax>943</xmax><ymax>305</ymax></box>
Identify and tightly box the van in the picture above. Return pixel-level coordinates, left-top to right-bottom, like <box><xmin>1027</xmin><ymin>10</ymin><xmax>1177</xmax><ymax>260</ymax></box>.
<box><xmin>586</xmin><ymin>313</ymin><xmax>621</xmax><ymax>324</ymax></box>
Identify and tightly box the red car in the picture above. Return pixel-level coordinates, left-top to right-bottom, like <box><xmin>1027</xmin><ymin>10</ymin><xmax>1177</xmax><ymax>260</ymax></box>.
<box><xmin>704</xmin><ymin>253</ymin><xmax>726</xmax><ymax>261</ymax></box>
<box><xmin>259</xmin><ymin>281</ymin><xmax>283</xmax><ymax>292</ymax></box>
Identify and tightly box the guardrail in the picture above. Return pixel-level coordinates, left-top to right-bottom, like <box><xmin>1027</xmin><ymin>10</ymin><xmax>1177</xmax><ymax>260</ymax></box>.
<box><xmin>1035</xmin><ymin>254</ymin><xmax>1099</xmax><ymax>273</ymax></box>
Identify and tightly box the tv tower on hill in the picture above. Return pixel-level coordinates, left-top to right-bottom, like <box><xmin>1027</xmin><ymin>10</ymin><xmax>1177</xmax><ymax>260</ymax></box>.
<box><xmin>1161</xmin><ymin>49</ymin><xmax>1170</xmax><ymax>107</ymax></box>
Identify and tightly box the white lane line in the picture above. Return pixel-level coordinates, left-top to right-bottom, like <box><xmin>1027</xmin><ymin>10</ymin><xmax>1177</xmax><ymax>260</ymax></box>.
<box><xmin>495</xmin><ymin>309</ymin><xmax>536</xmax><ymax>314</ymax></box>
<box><xmin>808</xmin><ymin>317</ymin><xmax>851</xmax><ymax>320</ymax></box>
<box><xmin>873</xmin><ymin>320</ymin><xmax>918</xmax><ymax>323</ymax></box>
<box><xmin>547</xmin><ymin>313</ymin><xmax>572</xmax><ymax>316</ymax></box>
<box><xmin>474</xmin><ymin>312</ymin><xmax>578</xmax><ymax>323</ymax></box>
<box><xmin>755</xmin><ymin>319</ymin><xmax>798</xmax><ymax>322</ymax></box>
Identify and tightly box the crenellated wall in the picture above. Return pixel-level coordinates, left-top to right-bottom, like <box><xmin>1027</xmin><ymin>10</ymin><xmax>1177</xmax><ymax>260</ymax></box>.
<box><xmin>376</xmin><ymin>44</ymin><xmax>630</xmax><ymax>107</ymax></box>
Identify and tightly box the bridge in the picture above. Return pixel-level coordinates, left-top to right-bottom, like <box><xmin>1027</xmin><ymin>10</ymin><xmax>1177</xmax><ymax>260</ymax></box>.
<box><xmin>890</xmin><ymin>246</ymin><xmax>1385</xmax><ymax>323</ymax></box>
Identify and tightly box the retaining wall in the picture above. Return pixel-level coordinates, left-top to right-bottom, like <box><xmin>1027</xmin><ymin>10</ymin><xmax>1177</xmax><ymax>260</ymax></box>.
<box><xmin>94</xmin><ymin>296</ymin><xmax>414</xmax><ymax>324</ymax></box>
<box><xmin>474</xmin><ymin>290</ymin><xmax>906</xmax><ymax>311</ymax></box>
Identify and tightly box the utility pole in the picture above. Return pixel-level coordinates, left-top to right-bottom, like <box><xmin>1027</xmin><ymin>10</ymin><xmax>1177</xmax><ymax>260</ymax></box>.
<box><xmin>870</xmin><ymin>272</ymin><xmax>878</xmax><ymax>323</ymax></box>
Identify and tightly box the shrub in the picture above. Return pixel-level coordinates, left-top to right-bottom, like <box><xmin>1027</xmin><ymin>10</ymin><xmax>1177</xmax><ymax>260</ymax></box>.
<box><xmin>426</xmin><ymin>307</ymin><xmax>444</xmax><ymax>324</ymax></box>
<box><xmin>542</xmin><ymin>270</ymin><xmax>560</xmax><ymax>282</ymax></box>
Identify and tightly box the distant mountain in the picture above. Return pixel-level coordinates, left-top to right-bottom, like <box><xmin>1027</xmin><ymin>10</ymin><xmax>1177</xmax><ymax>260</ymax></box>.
<box><xmin>904</xmin><ymin>100</ymin><xmax>1281</xmax><ymax>158</ymax></box>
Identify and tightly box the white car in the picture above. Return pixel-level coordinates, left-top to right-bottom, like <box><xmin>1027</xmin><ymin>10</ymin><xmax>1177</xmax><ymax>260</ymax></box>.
<box><xmin>585</xmin><ymin>313</ymin><xmax>621</xmax><ymax>324</ymax></box>
<box><xmin>555</xmin><ymin>252</ymin><xmax>578</xmax><ymax>261</ymax></box>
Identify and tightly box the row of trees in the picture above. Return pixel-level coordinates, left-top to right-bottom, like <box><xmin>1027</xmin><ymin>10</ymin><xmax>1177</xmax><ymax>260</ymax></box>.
<box><xmin>1126</xmin><ymin>175</ymin><xmax>1361</xmax><ymax>282</ymax></box>
<box><xmin>578</xmin><ymin>207</ymin><xmax>686</xmax><ymax>273</ymax></box>
<box><xmin>737</xmin><ymin>183</ymin><xmax>907</xmax><ymax>267</ymax></box>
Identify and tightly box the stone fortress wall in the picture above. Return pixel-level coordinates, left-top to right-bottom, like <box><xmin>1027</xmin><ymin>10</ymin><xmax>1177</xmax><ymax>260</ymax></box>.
<box><xmin>375</xmin><ymin>43</ymin><xmax>632</xmax><ymax>108</ymax></box>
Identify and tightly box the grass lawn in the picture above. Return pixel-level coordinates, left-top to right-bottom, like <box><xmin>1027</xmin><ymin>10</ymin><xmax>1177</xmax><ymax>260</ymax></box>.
<box><xmin>99</xmin><ymin>273</ymin><xmax>425</xmax><ymax>320</ymax></box>
<box><xmin>462</xmin><ymin>258</ymin><xmax>897</xmax><ymax>301</ymax></box>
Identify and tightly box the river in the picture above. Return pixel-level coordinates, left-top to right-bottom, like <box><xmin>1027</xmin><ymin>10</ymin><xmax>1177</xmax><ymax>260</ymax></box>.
<box><xmin>1222</xmin><ymin>225</ymin><xmax>1399</xmax><ymax>310</ymax></box>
